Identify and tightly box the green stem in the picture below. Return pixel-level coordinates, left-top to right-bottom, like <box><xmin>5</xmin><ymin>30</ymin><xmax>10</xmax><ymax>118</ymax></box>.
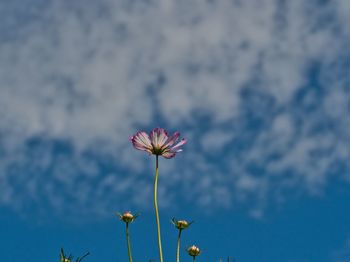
<box><xmin>176</xmin><ymin>229</ymin><xmax>182</xmax><ymax>262</ymax></box>
<box><xmin>126</xmin><ymin>223</ymin><xmax>133</xmax><ymax>262</ymax></box>
<box><xmin>154</xmin><ymin>155</ymin><xmax>163</xmax><ymax>262</ymax></box>
<box><xmin>193</xmin><ymin>256</ymin><xmax>196</xmax><ymax>262</ymax></box>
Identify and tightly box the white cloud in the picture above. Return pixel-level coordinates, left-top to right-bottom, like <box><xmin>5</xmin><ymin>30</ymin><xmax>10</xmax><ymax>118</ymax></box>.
<box><xmin>200</xmin><ymin>128</ymin><xmax>234</xmax><ymax>153</ymax></box>
<box><xmin>0</xmin><ymin>0</ymin><xmax>350</xmax><ymax>219</ymax></box>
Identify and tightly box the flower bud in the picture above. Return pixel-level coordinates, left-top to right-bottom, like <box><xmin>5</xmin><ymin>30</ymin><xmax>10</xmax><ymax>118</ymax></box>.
<box><xmin>121</xmin><ymin>211</ymin><xmax>134</xmax><ymax>223</ymax></box>
<box><xmin>187</xmin><ymin>245</ymin><xmax>201</xmax><ymax>257</ymax></box>
<box><xmin>117</xmin><ymin>211</ymin><xmax>139</xmax><ymax>223</ymax></box>
<box><xmin>177</xmin><ymin>220</ymin><xmax>188</xmax><ymax>229</ymax></box>
<box><xmin>171</xmin><ymin>218</ymin><xmax>193</xmax><ymax>230</ymax></box>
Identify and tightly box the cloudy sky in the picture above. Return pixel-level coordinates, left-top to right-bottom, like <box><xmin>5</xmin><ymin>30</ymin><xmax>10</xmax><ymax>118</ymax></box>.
<box><xmin>1</xmin><ymin>0</ymin><xmax>350</xmax><ymax>261</ymax></box>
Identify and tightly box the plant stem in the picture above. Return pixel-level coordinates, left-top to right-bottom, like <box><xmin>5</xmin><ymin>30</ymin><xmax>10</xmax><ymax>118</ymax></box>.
<box><xmin>193</xmin><ymin>256</ymin><xmax>196</xmax><ymax>262</ymax></box>
<box><xmin>126</xmin><ymin>223</ymin><xmax>133</xmax><ymax>262</ymax></box>
<box><xmin>154</xmin><ymin>155</ymin><xmax>163</xmax><ymax>262</ymax></box>
<box><xmin>176</xmin><ymin>229</ymin><xmax>182</xmax><ymax>262</ymax></box>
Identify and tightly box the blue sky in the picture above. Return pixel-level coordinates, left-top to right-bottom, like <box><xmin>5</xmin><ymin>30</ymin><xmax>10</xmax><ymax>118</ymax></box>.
<box><xmin>1</xmin><ymin>0</ymin><xmax>350</xmax><ymax>261</ymax></box>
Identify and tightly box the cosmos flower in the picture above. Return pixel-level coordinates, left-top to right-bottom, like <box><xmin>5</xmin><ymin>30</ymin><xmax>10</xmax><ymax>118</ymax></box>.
<box><xmin>130</xmin><ymin>128</ymin><xmax>186</xmax><ymax>159</ymax></box>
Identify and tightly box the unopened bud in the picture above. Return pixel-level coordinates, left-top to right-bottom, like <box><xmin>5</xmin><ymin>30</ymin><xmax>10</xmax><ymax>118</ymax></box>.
<box><xmin>121</xmin><ymin>211</ymin><xmax>134</xmax><ymax>223</ymax></box>
<box><xmin>171</xmin><ymin>218</ymin><xmax>193</xmax><ymax>230</ymax></box>
<box><xmin>187</xmin><ymin>245</ymin><xmax>201</xmax><ymax>257</ymax></box>
<box><xmin>116</xmin><ymin>211</ymin><xmax>139</xmax><ymax>223</ymax></box>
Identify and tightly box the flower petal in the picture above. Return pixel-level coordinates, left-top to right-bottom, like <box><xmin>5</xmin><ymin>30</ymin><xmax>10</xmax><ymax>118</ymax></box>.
<box><xmin>133</xmin><ymin>144</ymin><xmax>153</xmax><ymax>153</ymax></box>
<box><xmin>161</xmin><ymin>151</ymin><xmax>176</xmax><ymax>159</ymax></box>
<box><xmin>170</xmin><ymin>138</ymin><xmax>187</xmax><ymax>151</ymax></box>
<box><xmin>150</xmin><ymin>128</ymin><xmax>169</xmax><ymax>148</ymax></box>
<box><xmin>161</xmin><ymin>131</ymin><xmax>180</xmax><ymax>150</ymax></box>
<box><xmin>130</xmin><ymin>131</ymin><xmax>153</xmax><ymax>152</ymax></box>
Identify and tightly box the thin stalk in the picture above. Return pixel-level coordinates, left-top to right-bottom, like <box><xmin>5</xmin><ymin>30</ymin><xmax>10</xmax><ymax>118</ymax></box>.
<box><xmin>154</xmin><ymin>155</ymin><xmax>163</xmax><ymax>262</ymax></box>
<box><xmin>126</xmin><ymin>223</ymin><xmax>133</xmax><ymax>262</ymax></box>
<box><xmin>176</xmin><ymin>229</ymin><xmax>182</xmax><ymax>262</ymax></box>
<box><xmin>193</xmin><ymin>256</ymin><xmax>196</xmax><ymax>262</ymax></box>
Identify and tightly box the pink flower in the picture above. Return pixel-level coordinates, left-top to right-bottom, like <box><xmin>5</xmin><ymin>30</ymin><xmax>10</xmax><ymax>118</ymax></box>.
<box><xmin>130</xmin><ymin>128</ymin><xmax>186</xmax><ymax>159</ymax></box>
